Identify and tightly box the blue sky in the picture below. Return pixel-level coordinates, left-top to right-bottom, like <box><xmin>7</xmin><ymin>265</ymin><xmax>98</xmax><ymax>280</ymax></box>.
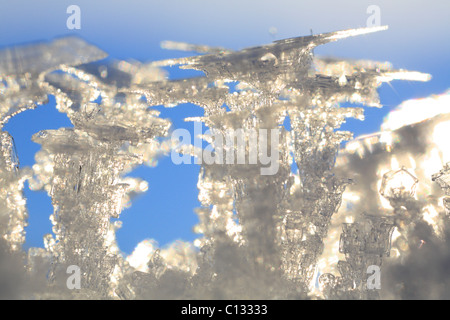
<box><xmin>0</xmin><ymin>0</ymin><xmax>448</xmax><ymax>254</ymax></box>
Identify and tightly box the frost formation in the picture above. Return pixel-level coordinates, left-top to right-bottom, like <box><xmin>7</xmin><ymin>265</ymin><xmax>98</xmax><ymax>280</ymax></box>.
<box><xmin>1</xmin><ymin>27</ymin><xmax>447</xmax><ymax>300</ymax></box>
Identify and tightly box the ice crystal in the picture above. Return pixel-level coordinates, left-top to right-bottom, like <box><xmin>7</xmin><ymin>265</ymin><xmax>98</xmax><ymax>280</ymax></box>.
<box><xmin>433</xmin><ymin>163</ymin><xmax>450</xmax><ymax>215</ymax></box>
<box><xmin>0</xmin><ymin>27</ymin><xmax>444</xmax><ymax>300</ymax></box>
<box><xmin>320</xmin><ymin>215</ymin><xmax>395</xmax><ymax>300</ymax></box>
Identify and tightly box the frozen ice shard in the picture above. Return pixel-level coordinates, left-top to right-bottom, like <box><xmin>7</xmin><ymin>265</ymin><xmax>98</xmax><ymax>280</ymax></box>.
<box><xmin>0</xmin><ymin>37</ymin><xmax>107</xmax><ymax>252</ymax></box>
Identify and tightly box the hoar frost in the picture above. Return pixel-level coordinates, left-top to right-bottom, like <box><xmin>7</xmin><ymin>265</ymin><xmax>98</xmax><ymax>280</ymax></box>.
<box><xmin>0</xmin><ymin>27</ymin><xmax>446</xmax><ymax>300</ymax></box>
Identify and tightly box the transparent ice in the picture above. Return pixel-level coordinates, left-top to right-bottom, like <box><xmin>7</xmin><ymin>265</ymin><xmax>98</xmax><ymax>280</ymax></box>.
<box><xmin>0</xmin><ymin>27</ymin><xmax>448</xmax><ymax>299</ymax></box>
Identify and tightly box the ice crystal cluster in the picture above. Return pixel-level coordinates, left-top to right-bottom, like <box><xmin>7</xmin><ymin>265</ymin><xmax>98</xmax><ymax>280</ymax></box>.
<box><xmin>0</xmin><ymin>26</ymin><xmax>448</xmax><ymax>300</ymax></box>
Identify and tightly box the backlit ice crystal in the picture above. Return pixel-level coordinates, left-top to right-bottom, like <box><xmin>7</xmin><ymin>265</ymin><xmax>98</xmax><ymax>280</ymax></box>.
<box><xmin>1</xmin><ymin>26</ymin><xmax>446</xmax><ymax>300</ymax></box>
